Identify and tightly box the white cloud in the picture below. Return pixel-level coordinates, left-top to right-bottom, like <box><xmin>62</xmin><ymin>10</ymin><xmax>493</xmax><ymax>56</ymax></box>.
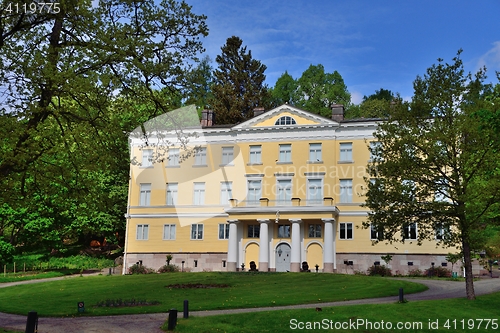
<box><xmin>477</xmin><ymin>41</ymin><xmax>500</xmax><ymax>72</ymax></box>
<box><xmin>351</xmin><ymin>91</ymin><xmax>363</xmax><ymax>105</ymax></box>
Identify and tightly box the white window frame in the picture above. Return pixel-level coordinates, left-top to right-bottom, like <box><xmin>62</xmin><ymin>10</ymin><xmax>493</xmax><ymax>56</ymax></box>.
<box><xmin>276</xmin><ymin>179</ymin><xmax>292</xmax><ymax>205</ymax></box>
<box><xmin>309</xmin><ymin>143</ymin><xmax>322</xmax><ymax>162</ymax></box>
<box><xmin>220</xmin><ymin>182</ymin><xmax>233</xmax><ymax>205</ymax></box>
<box><xmin>221</xmin><ymin>147</ymin><xmax>234</xmax><ymax>165</ymax></box>
<box><xmin>307</xmin><ymin>178</ymin><xmax>323</xmax><ymax>205</ymax></box>
<box><xmin>163</xmin><ymin>224</ymin><xmax>176</xmax><ymax>240</ymax></box>
<box><xmin>166</xmin><ymin>183</ymin><xmax>178</xmax><ymax>206</ymax></box>
<box><xmin>308</xmin><ymin>224</ymin><xmax>322</xmax><ymax>238</ymax></box>
<box><xmin>403</xmin><ymin>222</ymin><xmax>418</xmax><ymax>240</ymax></box>
<box><xmin>136</xmin><ymin>224</ymin><xmax>149</xmax><ymax>240</ymax></box>
<box><xmin>218</xmin><ymin>223</ymin><xmax>230</xmax><ymax>240</ymax></box>
<box><xmin>339</xmin><ymin>179</ymin><xmax>353</xmax><ymax>203</ymax></box>
<box><xmin>249</xmin><ymin>145</ymin><xmax>262</xmax><ymax>164</ymax></box>
<box><xmin>339</xmin><ymin>142</ymin><xmax>353</xmax><ymax>162</ymax></box>
<box><xmin>370</xmin><ymin>224</ymin><xmax>384</xmax><ymax>241</ymax></box>
<box><xmin>248</xmin><ymin>224</ymin><xmax>260</xmax><ymax>238</ymax></box>
<box><xmin>194</xmin><ymin>147</ymin><xmax>207</xmax><ymax>166</ymax></box>
<box><xmin>247</xmin><ymin>179</ymin><xmax>262</xmax><ymax>205</ymax></box>
<box><xmin>142</xmin><ymin>149</ymin><xmax>153</xmax><ymax>167</ymax></box>
<box><xmin>191</xmin><ymin>224</ymin><xmax>204</xmax><ymax>240</ymax></box>
<box><xmin>339</xmin><ymin>222</ymin><xmax>353</xmax><ymax>240</ymax></box>
<box><xmin>277</xmin><ymin>224</ymin><xmax>290</xmax><ymax>238</ymax></box>
<box><xmin>279</xmin><ymin>144</ymin><xmax>292</xmax><ymax>163</ymax></box>
<box><xmin>275</xmin><ymin>116</ymin><xmax>296</xmax><ymax>125</ymax></box>
<box><xmin>435</xmin><ymin>223</ymin><xmax>449</xmax><ymax>241</ymax></box>
<box><xmin>193</xmin><ymin>182</ymin><xmax>205</xmax><ymax>205</ymax></box>
<box><xmin>139</xmin><ymin>183</ymin><xmax>151</xmax><ymax>206</ymax></box>
<box><xmin>168</xmin><ymin>148</ymin><xmax>180</xmax><ymax>167</ymax></box>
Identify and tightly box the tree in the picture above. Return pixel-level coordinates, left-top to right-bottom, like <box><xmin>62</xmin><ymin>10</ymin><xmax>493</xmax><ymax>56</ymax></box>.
<box><xmin>364</xmin><ymin>51</ymin><xmax>500</xmax><ymax>300</ymax></box>
<box><xmin>295</xmin><ymin>64</ymin><xmax>351</xmax><ymax>118</ymax></box>
<box><xmin>0</xmin><ymin>0</ymin><xmax>208</xmax><ymax>249</ymax></box>
<box><xmin>183</xmin><ymin>55</ymin><xmax>214</xmax><ymax>111</ymax></box>
<box><xmin>345</xmin><ymin>88</ymin><xmax>398</xmax><ymax>119</ymax></box>
<box><xmin>209</xmin><ymin>36</ymin><xmax>270</xmax><ymax>124</ymax></box>
<box><xmin>362</xmin><ymin>88</ymin><xmax>395</xmax><ymax>102</ymax></box>
<box><xmin>269</xmin><ymin>71</ymin><xmax>298</xmax><ymax>106</ymax></box>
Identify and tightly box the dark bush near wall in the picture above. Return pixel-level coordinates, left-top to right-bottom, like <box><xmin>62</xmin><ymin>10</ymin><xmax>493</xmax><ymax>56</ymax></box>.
<box><xmin>407</xmin><ymin>268</ymin><xmax>423</xmax><ymax>277</ymax></box>
<box><xmin>128</xmin><ymin>264</ymin><xmax>155</xmax><ymax>274</ymax></box>
<box><xmin>424</xmin><ymin>266</ymin><xmax>452</xmax><ymax>278</ymax></box>
<box><xmin>158</xmin><ymin>264</ymin><xmax>180</xmax><ymax>273</ymax></box>
<box><xmin>367</xmin><ymin>265</ymin><xmax>392</xmax><ymax>277</ymax></box>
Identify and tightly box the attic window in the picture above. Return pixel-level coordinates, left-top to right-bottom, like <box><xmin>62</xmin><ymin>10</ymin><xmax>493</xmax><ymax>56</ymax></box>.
<box><xmin>275</xmin><ymin>116</ymin><xmax>296</xmax><ymax>126</ymax></box>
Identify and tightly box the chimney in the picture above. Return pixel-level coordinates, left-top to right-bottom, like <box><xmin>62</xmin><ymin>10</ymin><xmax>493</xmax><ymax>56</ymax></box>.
<box><xmin>331</xmin><ymin>104</ymin><xmax>344</xmax><ymax>122</ymax></box>
<box><xmin>201</xmin><ymin>109</ymin><xmax>214</xmax><ymax>127</ymax></box>
<box><xmin>253</xmin><ymin>107</ymin><xmax>265</xmax><ymax>117</ymax></box>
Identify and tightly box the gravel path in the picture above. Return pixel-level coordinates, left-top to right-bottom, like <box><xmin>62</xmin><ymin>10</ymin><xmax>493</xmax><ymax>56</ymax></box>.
<box><xmin>1</xmin><ymin>276</ymin><xmax>499</xmax><ymax>333</ymax></box>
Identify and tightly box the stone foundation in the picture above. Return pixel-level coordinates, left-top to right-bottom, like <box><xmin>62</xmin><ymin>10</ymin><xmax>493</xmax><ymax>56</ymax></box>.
<box><xmin>124</xmin><ymin>253</ymin><xmax>228</xmax><ymax>273</ymax></box>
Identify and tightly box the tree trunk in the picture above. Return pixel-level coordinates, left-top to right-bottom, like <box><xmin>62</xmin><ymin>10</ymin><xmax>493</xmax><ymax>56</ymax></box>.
<box><xmin>462</xmin><ymin>240</ymin><xmax>476</xmax><ymax>300</ymax></box>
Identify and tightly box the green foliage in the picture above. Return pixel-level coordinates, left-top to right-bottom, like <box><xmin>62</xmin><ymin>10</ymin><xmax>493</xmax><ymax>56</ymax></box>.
<box><xmin>269</xmin><ymin>71</ymin><xmax>298</xmax><ymax>106</ymax></box>
<box><xmin>407</xmin><ymin>268</ymin><xmax>423</xmax><ymax>277</ymax></box>
<box><xmin>3</xmin><ymin>254</ymin><xmax>113</xmax><ymax>272</ymax></box>
<box><xmin>367</xmin><ymin>265</ymin><xmax>392</xmax><ymax>276</ymax></box>
<box><xmin>128</xmin><ymin>264</ymin><xmax>155</xmax><ymax>275</ymax></box>
<box><xmin>209</xmin><ymin>36</ymin><xmax>270</xmax><ymax>124</ymax></box>
<box><xmin>363</xmin><ymin>50</ymin><xmax>500</xmax><ymax>299</ymax></box>
<box><xmin>0</xmin><ymin>240</ymin><xmax>15</xmax><ymax>265</ymax></box>
<box><xmin>157</xmin><ymin>264</ymin><xmax>180</xmax><ymax>273</ymax></box>
<box><xmin>95</xmin><ymin>298</ymin><xmax>160</xmax><ymax>308</ymax></box>
<box><xmin>424</xmin><ymin>266</ymin><xmax>452</xmax><ymax>278</ymax></box>
<box><xmin>381</xmin><ymin>254</ymin><xmax>393</xmax><ymax>265</ymax></box>
<box><xmin>183</xmin><ymin>55</ymin><xmax>214</xmax><ymax>110</ymax></box>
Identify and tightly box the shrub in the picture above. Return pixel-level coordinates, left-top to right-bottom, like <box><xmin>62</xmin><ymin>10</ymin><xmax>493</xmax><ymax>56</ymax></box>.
<box><xmin>367</xmin><ymin>265</ymin><xmax>392</xmax><ymax>277</ymax></box>
<box><xmin>128</xmin><ymin>264</ymin><xmax>155</xmax><ymax>274</ymax></box>
<box><xmin>424</xmin><ymin>266</ymin><xmax>451</xmax><ymax>278</ymax></box>
<box><xmin>407</xmin><ymin>268</ymin><xmax>423</xmax><ymax>277</ymax></box>
<box><xmin>157</xmin><ymin>264</ymin><xmax>179</xmax><ymax>273</ymax></box>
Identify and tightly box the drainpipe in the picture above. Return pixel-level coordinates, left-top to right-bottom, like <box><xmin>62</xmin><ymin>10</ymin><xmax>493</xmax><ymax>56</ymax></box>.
<box><xmin>122</xmin><ymin>137</ymin><xmax>134</xmax><ymax>275</ymax></box>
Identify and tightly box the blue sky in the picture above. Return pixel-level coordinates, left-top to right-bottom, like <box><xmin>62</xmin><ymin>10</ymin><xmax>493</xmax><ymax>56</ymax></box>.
<box><xmin>187</xmin><ymin>0</ymin><xmax>500</xmax><ymax>104</ymax></box>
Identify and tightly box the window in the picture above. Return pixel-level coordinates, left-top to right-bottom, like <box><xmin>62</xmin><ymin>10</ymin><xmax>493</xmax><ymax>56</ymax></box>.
<box><xmin>279</xmin><ymin>144</ymin><xmax>292</xmax><ymax>163</ymax></box>
<box><xmin>369</xmin><ymin>142</ymin><xmax>381</xmax><ymax>161</ymax></box>
<box><xmin>308</xmin><ymin>224</ymin><xmax>322</xmax><ymax>238</ymax></box>
<box><xmin>309</xmin><ymin>143</ymin><xmax>322</xmax><ymax>162</ymax></box>
<box><xmin>435</xmin><ymin>223</ymin><xmax>449</xmax><ymax>241</ymax></box>
<box><xmin>191</xmin><ymin>224</ymin><xmax>203</xmax><ymax>240</ymax></box>
<box><xmin>247</xmin><ymin>180</ymin><xmax>262</xmax><ymax>205</ymax></box>
<box><xmin>277</xmin><ymin>179</ymin><xmax>292</xmax><ymax>205</ymax></box>
<box><xmin>307</xmin><ymin>179</ymin><xmax>323</xmax><ymax>205</ymax></box>
<box><xmin>219</xmin><ymin>223</ymin><xmax>230</xmax><ymax>240</ymax></box>
<box><xmin>249</xmin><ymin>145</ymin><xmax>262</xmax><ymax>164</ymax></box>
<box><xmin>403</xmin><ymin>223</ymin><xmax>417</xmax><ymax>240</ymax></box>
<box><xmin>194</xmin><ymin>147</ymin><xmax>207</xmax><ymax>165</ymax></box>
<box><xmin>139</xmin><ymin>183</ymin><xmax>151</xmax><ymax>206</ymax></box>
<box><xmin>142</xmin><ymin>149</ymin><xmax>153</xmax><ymax>167</ymax></box>
<box><xmin>435</xmin><ymin>179</ymin><xmax>448</xmax><ymax>202</ymax></box>
<box><xmin>339</xmin><ymin>179</ymin><xmax>353</xmax><ymax>203</ymax></box>
<box><xmin>220</xmin><ymin>182</ymin><xmax>233</xmax><ymax>205</ymax></box>
<box><xmin>339</xmin><ymin>223</ymin><xmax>353</xmax><ymax>240</ymax></box>
<box><xmin>168</xmin><ymin>148</ymin><xmax>179</xmax><ymax>166</ymax></box>
<box><xmin>136</xmin><ymin>224</ymin><xmax>149</xmax><ymax>240</ymax></box>
<box><xmin>370</xmin><ymin>224</ymin><xmax>384</xmax><ymax>241</ymax></box>
<box><xmin>248</xmin><ymin>224</ymin><xmax>260</xmax><ymax>238</ymax></box>
<box><xmin>163</xmin><ymin>224</ymin><xmax>176</xmax><ymax>240</ymax></box>
<box><xmin>166</xmin><ymin>183</ymin><xmax>178</xmax><ymax>206</ymax></box>
<box><xmin>275</xmin><ymin>116</ymin><xmax>296</xmax><ymax>125</ymax></box>
<box><xmin>193</xmin><ymin>182</ymin><xmax>205</xmax><ymax>205</ymax></box>
<box><xmin>339</xmin><ymin>143</ymin><xmax>352</xmax><ymax>162</ymax></box>
<box><xmin>278</xmin><ymin>225</ymin><xmax>290</xmax><ymax>238</ymax></box>
<box><xmin>221</xmin><ymin>147</ymin><xmax>234</xmax><ymax>165</ymax></box>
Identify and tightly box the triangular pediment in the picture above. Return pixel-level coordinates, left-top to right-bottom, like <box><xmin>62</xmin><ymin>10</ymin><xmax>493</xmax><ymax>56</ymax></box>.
<box><xmin>232</xmin><ymin>104</ymin><xmax>339</xmax><ymax>129</ymax></box>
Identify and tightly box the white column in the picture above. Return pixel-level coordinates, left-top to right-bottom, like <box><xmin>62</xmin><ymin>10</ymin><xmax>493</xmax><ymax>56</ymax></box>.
<box><xmin>290</xmin><ymin>219</ymin><xmax>302</xmax><ymax>272</ymax></box>
<box><xmin>227</xmin><ymin>219</ymin><xmax>239</xmax><ymax>271</ymax></box>
<box><xmin>322</xmin><ymin>218</ymin><xmax>336</xmax><ymax>273</ymax></box>
<box><xmin>258</xmin><ymin>219</ymin><xmax>270</xmax><ymax>271</ymax></box>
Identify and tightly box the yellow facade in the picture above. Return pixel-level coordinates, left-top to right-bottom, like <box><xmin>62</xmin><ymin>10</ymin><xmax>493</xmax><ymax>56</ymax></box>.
<box><xmin>124</xmin><ymin>105</ymin><xmax>454</xmax><ymax>274</ymax></box>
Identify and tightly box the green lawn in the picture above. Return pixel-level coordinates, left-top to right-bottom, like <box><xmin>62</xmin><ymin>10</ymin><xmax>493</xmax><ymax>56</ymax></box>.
<box><xmin>0</xmin><ymin>270</ymin><xmax>79</xmax><ymax>283</ymax></box>
<box><xmin>0</xmin><ymin>272</ymin><xmax>426</xmax><ymax>317</ymax></box>
<box><xmin>170</xmin><ymin>291</ymin><xmax>500</xmax><ymax>332</ymax></box>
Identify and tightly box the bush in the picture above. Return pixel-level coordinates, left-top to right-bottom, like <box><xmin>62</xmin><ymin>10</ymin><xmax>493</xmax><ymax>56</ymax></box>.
<box><xmin>0</xmin><ymin>240</ymin><xmax>15</xmax><ymax>266</ymax></box>
<box><xmin>424</xmin><ymin>266</ymin><xmax>451</xmax><ymax>278</ymax></box>
<box><xmin>407</xmin><ymin>268</ymin><xmax>423</xmax><ymax>277</ymax></box>
<box><xmin>128</xmin><ymin>264</ymin><xmax>155</xmax><ymax>274</ymax></box>
<box><xmin>157</xmin><ymin>264</ymin><xmax>179</xmax><ymax>273</ymax></box>
<box><xmin>367</xmin><ymin>265</ymin><xmax>392</xmax><ymax>277</ymax></box>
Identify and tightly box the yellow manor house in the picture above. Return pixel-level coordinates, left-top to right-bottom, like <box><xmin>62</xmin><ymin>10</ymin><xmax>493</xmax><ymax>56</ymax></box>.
<box><xmin>123</xmin><ymin>104</ymin><xmax>457</xmax><ymax>274</ymax></box>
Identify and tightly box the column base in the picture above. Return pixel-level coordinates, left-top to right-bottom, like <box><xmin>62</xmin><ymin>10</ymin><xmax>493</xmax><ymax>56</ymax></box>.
<box><xmin>259</xmin><ymin>262</ymin><xmax>269</xmax><ymax>272</ymax></box>
<box><xmin>227</xmin><ymin>262</ymin><xmax>237</xmax><ymax>272</ymax></box>
<box><xmin>323</xmin><ymin>263</ymin><xmax>334</xmax><ymax>273</ymax></box>
<box><xmin>290</xmin><ymin>262</ymin><xmax>300</xmax><ymax>272</ymax></box>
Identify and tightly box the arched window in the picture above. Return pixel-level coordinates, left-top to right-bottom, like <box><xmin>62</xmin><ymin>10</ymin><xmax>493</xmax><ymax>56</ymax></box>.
<box><xmin>275</xmin><ymin>116</ymin><xmax>296</xmax><ymax>125</ymax></box>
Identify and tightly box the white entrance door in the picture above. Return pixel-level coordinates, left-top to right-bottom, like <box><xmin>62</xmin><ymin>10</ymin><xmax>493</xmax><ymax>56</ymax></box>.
<box><xmin>275</xmin><ymin>243</ymin><xmax>291</xmax><ymax>272</ymax></box>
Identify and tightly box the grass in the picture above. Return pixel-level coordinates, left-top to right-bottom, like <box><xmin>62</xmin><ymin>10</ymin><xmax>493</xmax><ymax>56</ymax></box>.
<box><xmin>169</xmin><ymin>291</ymin><xmax>500</xmax><ymax>332</ymax></box>
<box><xmin>0</xmin><ymin>269</ymin><xmax>79</xmax><ymax>283</ymax></box>
<box><xmin>0</xmin><ymin>272</ymin><xmax>426</xmax><ymax>317</ymax></box>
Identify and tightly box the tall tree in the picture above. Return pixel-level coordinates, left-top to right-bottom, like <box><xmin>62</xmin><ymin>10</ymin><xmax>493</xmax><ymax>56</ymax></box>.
<box><xmin>0</xmin><ymin>0</ymin><xmax>208</xmax><ymax>253</ymax></box>
<box><xmin>295</xmin><ymin>64</ymin><xmax>351</xmax><ymax>118</ymax></box>
<box><xmin>209</xmin><ymin>36</ymin><xmax>270</xmax><ymax>124</ymax></box>
<box><xmin>269</xmin><ymin>71</ymin><xmax>298</xmax><ymax>106</ymax></box>
<box><xmin>183</xmin><ymin>55</ymin><xmax>214</xmax><ymax>110</ymax></box>
<box><xmin>364</xmin><ymin>51</ymin><xmax>500</xmax><ymax>300</ymax></box>
<box><xmin>345</xmin><ymin>88</ymin><xmax>398</xmax><ymax>119</ymax></box>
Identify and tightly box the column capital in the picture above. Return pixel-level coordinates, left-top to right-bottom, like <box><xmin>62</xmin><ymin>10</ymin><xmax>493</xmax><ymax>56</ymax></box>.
<box><xmin>257</xmin><ymin>219</ymin><xmax>271</xmax><ymax>224</ymax></box>
<box><xmin>288</xmin><ymin>218</ymin><xmax>302</xmax><ymax>224</ymax></box>
<box><xmin>321</xmin><ymin>218</ymin><xmax>336</xmax><ymax>223</ymax></box>
<box><xmin>227</xmin><ymin>219</ymin><xmax>239</xmax><ymax>224</ymax></box>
